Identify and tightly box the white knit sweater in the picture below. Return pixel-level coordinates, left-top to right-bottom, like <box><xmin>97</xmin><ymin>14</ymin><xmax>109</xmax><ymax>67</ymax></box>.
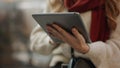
<box><xmin>30</xmin><ymin>0</ymin><xmax>120</xmax><ymax>68</ymax></box>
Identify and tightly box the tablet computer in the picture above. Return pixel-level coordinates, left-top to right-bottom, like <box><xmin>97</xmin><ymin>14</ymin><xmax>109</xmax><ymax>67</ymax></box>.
<box><xmin>32</xmin><ymin>12</ymin><xmax>91</xmax><ymax>44</ymax></box>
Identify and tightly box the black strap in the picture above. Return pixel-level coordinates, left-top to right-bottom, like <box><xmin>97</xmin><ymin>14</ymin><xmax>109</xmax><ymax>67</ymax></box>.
<box><xmin>71</xmin><ymin>48</ymin><xmax>75</xmax><ymax>58</ymax></box>
<box><xmin>70</xmin><ymin>48</ymin><xmax>96</xmax><ymax>68</ymax></box>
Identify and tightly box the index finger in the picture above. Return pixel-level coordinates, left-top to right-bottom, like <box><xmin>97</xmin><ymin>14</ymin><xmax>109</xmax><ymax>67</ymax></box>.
<box><xmin>52</xmin><ymin>24</ymin><xmax>77</xmax><ymax>42</ymax></box>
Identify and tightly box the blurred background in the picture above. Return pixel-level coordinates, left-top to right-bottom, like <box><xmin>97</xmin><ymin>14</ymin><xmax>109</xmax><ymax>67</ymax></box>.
<box><xmin>0</xmin><ymin>0</ymin><xmax>52</xmax><ymax>68</ymax></box>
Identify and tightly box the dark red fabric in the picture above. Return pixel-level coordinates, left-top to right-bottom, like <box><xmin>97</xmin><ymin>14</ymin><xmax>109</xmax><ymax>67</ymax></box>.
<box><xmin>64</xmin><ymin>0</ymin><xmax>110</xmax><ymax>42</ymax></box>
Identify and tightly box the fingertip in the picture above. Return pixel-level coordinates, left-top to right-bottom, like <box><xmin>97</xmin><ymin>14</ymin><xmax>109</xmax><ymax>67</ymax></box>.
<box><xmin>52</xmin><ymin>23</ymin><xmax>56</xmax><ymax>27</ymax></box>
<box><xmin>46</xmin><ymin>26</ymin><xmax>50</xmax><ymax>30</ymax></box>
<box><xmin>72</xmin><ymin>28</ymin><xmax>77</xmax><ymax>32</ymax></box>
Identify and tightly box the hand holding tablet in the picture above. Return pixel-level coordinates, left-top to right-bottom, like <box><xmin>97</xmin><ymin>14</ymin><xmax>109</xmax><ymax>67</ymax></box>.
<box><xmin>32</xmin><ymin>12</ymin><xmax>91</xmax><ymax>44</ymax></box>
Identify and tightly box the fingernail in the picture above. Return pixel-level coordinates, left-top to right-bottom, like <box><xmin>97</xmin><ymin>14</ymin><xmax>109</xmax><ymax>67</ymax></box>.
<box><xmin>72</xmin><ymin>28</ymin><xmax>76</xmax><ymax>32</ymax></box>
<box><xmin>52</xmin><ymin>23</ymin><xmax>57</xmax><ymax>26</ymax></box>
<box><xmin>46</xmin><ymin>26</ymin><xmax>50</xmax><ymax>31</ymax></box>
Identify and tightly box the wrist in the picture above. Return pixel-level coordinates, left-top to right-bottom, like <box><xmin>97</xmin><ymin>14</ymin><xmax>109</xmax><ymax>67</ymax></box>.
<box><xmin>81</xmin><ymin>44</ymin><xmax>90</xmax><ymax>54</ymax></box>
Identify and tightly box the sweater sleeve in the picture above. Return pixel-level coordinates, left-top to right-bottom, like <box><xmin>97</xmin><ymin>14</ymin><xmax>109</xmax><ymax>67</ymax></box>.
<box><xmin>73</xmin><ymin>15</ymin><xmax>120</xmax><ymax>67</ymax></box>
<box><xmin>73</xmin><ymin>33</ymin><xmax>120</xmax><ymax>68</ymax></box>
<box><xmin>85</xmin><ymin>16</ymin><xmax>120</xmax><ymax>67</ymax></box>
<box><xmin>85</xmin><ymin>39</ymin><xmax>120</xmax><ymax>67</ymax></box>
<box><xmin>30</xmin><ymin>25</ymin><xmax>56</xmax><ymax>55</ymax></box>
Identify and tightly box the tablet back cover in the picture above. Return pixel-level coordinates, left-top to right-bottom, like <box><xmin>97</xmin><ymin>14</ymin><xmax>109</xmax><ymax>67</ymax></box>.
<box><xmin>32</xmin><ymin>12</ymin><xmax>91</xmax><ymax>44</ymax></box>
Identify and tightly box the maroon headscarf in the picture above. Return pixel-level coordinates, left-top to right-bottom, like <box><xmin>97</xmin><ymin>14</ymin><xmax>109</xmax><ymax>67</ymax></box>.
<box><xmin>64</xmin><ymin>0</ymin><xmax>110</xmax><ymax>42</ymax></box>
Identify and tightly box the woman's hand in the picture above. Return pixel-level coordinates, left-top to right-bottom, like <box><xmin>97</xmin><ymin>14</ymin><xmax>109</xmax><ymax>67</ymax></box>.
<box><xmin>46</xmin><ymin>23</ymin><xmax>89</xmax><ymax>54</ymax></box>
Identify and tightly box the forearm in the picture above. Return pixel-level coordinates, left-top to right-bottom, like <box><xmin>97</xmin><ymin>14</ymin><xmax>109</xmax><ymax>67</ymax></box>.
<box><xmin>84</xmin><ymin>39</ymin><xmax>120</xmax><ymax>67</ymax></box>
